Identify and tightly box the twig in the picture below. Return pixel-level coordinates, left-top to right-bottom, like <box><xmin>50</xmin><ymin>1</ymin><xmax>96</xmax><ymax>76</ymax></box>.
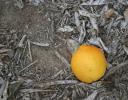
<box><xmin>106</xmin><ymin>18</ymin><xmax>114</xmax><ymax>34</ymax></box>
<box><xmin>16</xmin><ymin>41</ymin><xmax>28</xmax><ymax>65</ymax></box>
<box><xmin>27</xmin><ymin>40</ymin><xmax>33</xmax><ymax>61</ymax></box>
<box><xmin>2</xmin><ymin>81</ymin><xmax>8</xmax><ymax>100</ymax></box>
<box><xmin>0</xmin><ymin>44</ymin><xmax>5</xmax><ymax>48</ymax></box>
<box><xmin>98</xmin><ymin>37</ymin><xmax>109</xmax><ymax>53</ymax></box>
<box><xmin>30</xmin><ymin>41</ymin><xmax>49</xmax><ymax>47</ymax></box>
<box><xmin>20</xmin><ymin>89</ymin><xmax>58</xmax><ymax>93</ymax></box>
<box><xmin>0</xmin><ymin>49</ymin><xmax>12</xmax><ymax>54</ymax></box>
<box><xmin>79</xmin><ymin>10</ymin><xmax>100</xmax><ymax>18</ymax></box>
<box><xmin>57</xmin><ymin>26</ymin><xmax>74</xmax><ymax>32</ymax></box>
<box><xmin>0</xmin><ymin>78</ymin><xmax>6</xmax><ymax>97</ymax></box>
<box><xmin>20</xmin><ymin>40</ymin><xmax>28</xmax><ymax>59</ymax></box>
<box><xmin>83</xmin><ymin>90</ymin><xmax>98</xmax><ymax>100</ymax></box>
<box><xmin>104</xmin><ymin>60</ymin><xmax>128</xmax><ymax>79</ymax></box>
<box><xmin>74</xmin><ymin>12</ymin><xmax>80</xmax><ymax>30</ymax></box>
<box><xmin>79</xmin><ymin>10</ymin><xmax>99</xmax><ymax>32</ymax></box>
<box><xmin>88</xmin><ymin>36</ymin><xmax>109</xmax><ymax>53</ymax></box>
<box><xmin>18</xmin><ymin>35</ymin><xmax>27</xmax><ymax>48</ymax></box>
<box><xmin>34</xmin><ymin>80</ymin><xmax>79</xmax><ymax>88</ymax></box>
<box><xmin>55</xmin><ymin>34</ymin><xmax>66</xmax><ymax>42</ymax></box>
<box><xmin>81</xmin><ymin>1</ymin><xmax>114</xmax><ymax>6</ymax></box>
<box><xmin>67</xmin><ymin>39</ymin><xmax>79</xmax><ymax>54</ymax></box>
<box><xmin>54</xmin><ymin>51</ymin><xmax>70</xmax><ymax>69</ymax></box>
<box><xmin>17</xmin><ymin>40</ymin><xmax>28</xmax><ymax>64</ymax></box>
<box><xmin>123</xmin><ymin>45</ymin><xmax>128</xmax><ymax>55</ymax></box>
<box><xmin>0</xmin><ymin>79</ymin><xmax>9</xmax><ymax>100</ymax></box>
<box><xmin>77</xmin><ymin>83</ymin><xmax>96</xmax><ymax>89</ymax></box>
<box><xmin>51</xmin><ymin>70</ymin><xmax>63</xmax><ymax>79</ymax></box>
<box><xmin>50</xmin><ymin>20</ymin><xmax>55</xmax><ymax>42</ymax></box>
<box><xmin>51</xmin><ymin>93</ymin><xmax>57</xmax><ymax>99</ymax></box>
<box><xmin>57</xmin><ymin>88</ymin><xmax>67</xmax><ymax>100</ymax></box>
<box><xmin>0</xmin><ymin>27</ymin><xmax>7</xmax><ymax>30</ymax></box>
<box><xmin>35</xmin><ymin>92</ymin><xmax>40</xmax><ymax>100</ymax></box>
<box><xmin>19</xmin><ymin>60</ymin><xmax>38</xmax><ymax>73</ymax></box>
<box><xmin>89</xmin><ymin>16</ymin><xmax>99</xmax><ymax>33</ymax></box>
<box><xmin>74</xmin><ymin>12</ymin><xmax>86</xmax><ymax>42</ymax></box>
<box><xmin>78</xmin><ymin>20</ymin><xmax>86</xmax><ymax>43</ymax></box>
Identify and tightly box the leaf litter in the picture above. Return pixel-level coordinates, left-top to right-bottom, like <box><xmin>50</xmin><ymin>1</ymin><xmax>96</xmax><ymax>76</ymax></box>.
<box><xmin>0</xmin><ymin>0</ymin><xmax>128</xmax><ymax>100</ymax></box>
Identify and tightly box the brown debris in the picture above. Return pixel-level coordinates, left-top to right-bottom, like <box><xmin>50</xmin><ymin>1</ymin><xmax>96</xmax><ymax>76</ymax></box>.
<box><xmin>124</xmin><ymin>8</ymin><xmax>128</xmax><ymax>22</ymax></box>
<box><xmin>104</xmin><ymin>9</ymin><xmax>115</xmax><ymax>19</ymax></box>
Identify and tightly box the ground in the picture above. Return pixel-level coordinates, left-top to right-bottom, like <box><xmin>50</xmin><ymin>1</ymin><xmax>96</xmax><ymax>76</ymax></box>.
<box><xmin>0</xmin><ymin>0</ymin><xmax>128</xmax><ymax>100</ymax></box>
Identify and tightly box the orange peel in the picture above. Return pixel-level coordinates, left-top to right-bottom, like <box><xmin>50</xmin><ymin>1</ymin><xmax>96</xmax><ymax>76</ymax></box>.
<box><xmin>71</xmin><ymin>45</ymin><xmax>107</xmax><ymax>83</ymax></box>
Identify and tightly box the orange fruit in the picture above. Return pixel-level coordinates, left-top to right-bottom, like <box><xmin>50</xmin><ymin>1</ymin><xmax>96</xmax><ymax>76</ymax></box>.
<box><xmin>71</xmin><ymin>45</ymin><xmax>107</xmax><ymax>83</ymax></box>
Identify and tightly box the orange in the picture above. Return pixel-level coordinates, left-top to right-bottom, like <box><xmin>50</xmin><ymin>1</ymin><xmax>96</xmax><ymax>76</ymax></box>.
<box><xmin>71</xmin><ymin>45</ymin><xmax>107</xmax><ymax>83</ymax></box>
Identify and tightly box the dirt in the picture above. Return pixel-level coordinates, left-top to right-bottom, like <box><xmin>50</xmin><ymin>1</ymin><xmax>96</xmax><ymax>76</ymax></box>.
<box><xmin>0</xmin><ymin>1</ymin><xmax>71</xmax><ymax>98</ymax></box>
<box><xmin>0</xmin><ymin>0</ymin><xmax>70</xmax><ymax>80</ymax></box>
